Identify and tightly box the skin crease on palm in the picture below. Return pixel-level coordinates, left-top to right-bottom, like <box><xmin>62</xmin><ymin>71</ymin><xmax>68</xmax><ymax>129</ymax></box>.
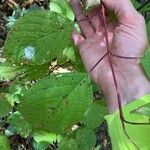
<box><xmin>70</xmin><ymin>0</ymin><xmax>150</xmax><ymax>113</ymax></box>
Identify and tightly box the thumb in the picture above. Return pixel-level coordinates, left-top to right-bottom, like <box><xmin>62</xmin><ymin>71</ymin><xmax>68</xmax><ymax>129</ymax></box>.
<box><xmin>72</xmin><ymin>29</ymin><xmax>85</xmax><ymax>48</ymax></box>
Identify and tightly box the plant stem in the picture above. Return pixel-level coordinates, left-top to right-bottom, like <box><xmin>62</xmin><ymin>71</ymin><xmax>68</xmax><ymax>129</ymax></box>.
<box><xmin>101</xmin><ymin>4</ymin><xmax>139</xmax><ymax>149</ymax></box>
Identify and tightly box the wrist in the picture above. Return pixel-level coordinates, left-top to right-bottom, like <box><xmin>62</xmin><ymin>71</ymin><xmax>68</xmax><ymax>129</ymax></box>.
<box><xmin>97</xmin><ymin>64</ymin><xmax>150</xmax><ymax>113</ymax></box>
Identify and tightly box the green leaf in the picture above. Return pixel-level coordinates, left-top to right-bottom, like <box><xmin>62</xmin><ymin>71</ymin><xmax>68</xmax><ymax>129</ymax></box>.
<box><xmin>58</xmin><ymin>138</ymin><xmax>78</xmax><ymax>150</ymax></box>
<box><xmin>82</xmin><ymin>101</ymin><xmax>108</xmax><ymax>129</ymax></box>
<box><xmin>141</xmin><ymin>47</ymin><xmax>150</xmax><ymax>77</ymax></box>
<box><xmin>0</xmin><ymin>133</ymin><xmax>10</xmax><ymax>150</ymax></box>
<box><xmin>0</xmin><ymin>93</ymin><xmax>12</xmax><ymax>118</ymax></box>
<box><xmin>132</xmin><ymin>102</ymin><xmax>150</xmax><ymax>117</ymax></box>
<box><xmin>50</xmin><ymin>0</ymin><xmax>75</xmax><ymax>21</ymax></box>
<box><xmin>7</xmin><ymin>111</ymin><xmax>32</xmax><ymax>138</ymax></box>
<box><xmin>76</xmin><ymin>128</ymin><xmax>96</xmax><ymax>150</ymax></box>
<box><xmin>4</xmin><ymin>10</ymin><xmax>74</xmax><ymax>65</ymax></box>
<box><xmin>17</xmin><ymin>73</ymin><xmax>93</xmax><ymax>133</ymax></box>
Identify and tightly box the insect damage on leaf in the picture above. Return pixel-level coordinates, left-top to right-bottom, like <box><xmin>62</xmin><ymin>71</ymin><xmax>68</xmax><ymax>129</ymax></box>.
<box><xmin>24</xmin><ymin>46</ymin><xmax>35</xmax><ymax>60</ymax></box>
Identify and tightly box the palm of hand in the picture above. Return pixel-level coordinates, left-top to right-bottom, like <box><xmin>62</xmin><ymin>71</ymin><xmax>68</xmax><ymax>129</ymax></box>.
<box><xmin>71</xmin><ymin>1</ymin><xmax>149</xmax><ymax>112</ymax></box>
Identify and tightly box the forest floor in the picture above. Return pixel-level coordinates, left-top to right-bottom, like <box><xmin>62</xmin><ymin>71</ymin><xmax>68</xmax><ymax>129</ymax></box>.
<box><xmin>0</xmin><ymin>0</ymin><xmax>111</xmax><ymax>150</ymax></box>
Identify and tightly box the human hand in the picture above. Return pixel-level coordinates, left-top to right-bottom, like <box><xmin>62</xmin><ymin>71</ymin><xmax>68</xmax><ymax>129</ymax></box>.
<box><xmin>70</xmin><ymin>0</ymin><xmax>150</xmax><ymax>112</ymax></box>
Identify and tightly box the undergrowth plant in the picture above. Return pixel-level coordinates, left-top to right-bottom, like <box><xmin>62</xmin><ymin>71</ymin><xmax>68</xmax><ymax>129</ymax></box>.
<box><xmin>0</xmin><ymin>0</ymin><xmax>150</xmax><ymax>150</ymax></box>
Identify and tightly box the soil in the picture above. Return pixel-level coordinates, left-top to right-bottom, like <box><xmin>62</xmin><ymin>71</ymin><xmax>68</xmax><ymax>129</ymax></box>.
<box><xmin>0</xmin><ymin>1</ymin><xmax>111</xmax><ymax>150</ymax></box>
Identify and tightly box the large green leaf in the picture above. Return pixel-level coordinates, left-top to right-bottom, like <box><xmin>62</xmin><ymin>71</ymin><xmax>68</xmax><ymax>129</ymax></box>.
<box><xmin>4</xmin><ymin>10</ymin><xmax>74</xmax><ymax>65</ymax></box>
<box><xmin>141</xmin><ymin>47</ymin><xmax>150</xmax><ymax>78</ymax></box>
<box><xmin>17</xmin><ymin>73</ymin><xmax>93</xmax><ymax>133</ymax></box>
<box><xmin>0</xmin><ymin>133</ymin><xmax>10</xmax><ymax>150</ymax></box>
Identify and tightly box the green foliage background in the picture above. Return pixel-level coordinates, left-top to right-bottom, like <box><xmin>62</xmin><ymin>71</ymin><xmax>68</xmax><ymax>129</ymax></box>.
<box><xmin>0</xmin><ymin>0</ymin><xmax>150</xmax><ymax>149</ymax></box>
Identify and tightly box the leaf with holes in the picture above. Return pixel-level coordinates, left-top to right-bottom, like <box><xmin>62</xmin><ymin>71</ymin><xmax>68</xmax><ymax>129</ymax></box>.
<box><xmin>17</xmin><ymin>73</ymin><xmax>92</xmax><ymax>133</ymax></box>
<box><xmin>4</xmin><ymin>10</ymin><xmax>74</xmax><ymax>65</ymax></box>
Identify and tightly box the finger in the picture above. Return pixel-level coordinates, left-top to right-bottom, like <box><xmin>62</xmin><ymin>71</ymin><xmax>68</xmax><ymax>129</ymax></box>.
<box><xmin>70</xmin><ymin>0</ymin><xmax>94</xmax><ymax>38</ymax></box>
<box><xmin>88</xmin><ymin>6</ymin><xmax>103</xmax><ymax>32</ymax></box>
<box><xmin>72</xmin><ymin>29</ymin><xmax>85</xmax><ymax>47</ymax></box>
<box><xmin>101</xmin><ymin>0</ymin><xmax>140</xmax><ymax>24</ymax></box>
